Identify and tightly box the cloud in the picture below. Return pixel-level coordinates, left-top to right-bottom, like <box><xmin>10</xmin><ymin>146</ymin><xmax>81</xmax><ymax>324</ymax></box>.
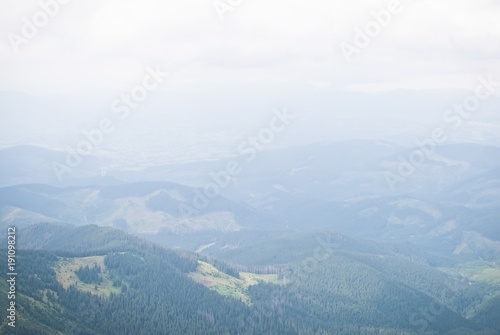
<box><xmin>0</xmin><ymin>0</ymin><xmax>498</xmax><ymax>94</ymax></box>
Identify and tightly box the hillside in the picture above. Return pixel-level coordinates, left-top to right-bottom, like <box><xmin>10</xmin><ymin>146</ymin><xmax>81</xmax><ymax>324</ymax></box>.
<box><xmin>0</xmin><ymin>224</ymin><xmax>296</xmax><ymax>334</ymax></box>
<box><xmin>0</xmin><ymin>181</ymin><xmax>270</xmax><ymax>234</ymax></box>
<box><xmin>0</xmin><ymin>223</ymin><xmax>498</xmax><ymax>334</ymax></box>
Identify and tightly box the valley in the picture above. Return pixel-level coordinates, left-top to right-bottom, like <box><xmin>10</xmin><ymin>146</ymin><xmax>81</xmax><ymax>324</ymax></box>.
<box><xmin>0</xmin><ymin>140</ymin><xmax>499</xmax><ymax>334</ymax></box>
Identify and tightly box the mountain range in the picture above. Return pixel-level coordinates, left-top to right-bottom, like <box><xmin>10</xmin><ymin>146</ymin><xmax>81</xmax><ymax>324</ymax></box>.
<box><xmin>0</xmin><ymin>139</ymin><xmax>499</xmax><ymax>334</ymax></box>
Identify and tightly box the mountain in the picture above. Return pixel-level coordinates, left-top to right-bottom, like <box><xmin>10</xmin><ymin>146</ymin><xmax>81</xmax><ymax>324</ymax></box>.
<box><xmin>0</xmin><ymin>145</ymin><xmax>110</xmax><ymax>187</ymax></box>
<box><xmin>0</xmin><ymin>181</ymin><xmax>271</xmax><ymax>234</ymax></box>
<box><xmin>0</xmin><ymin>223</ymin><xmax>294</xmax><ymax>334</ymax></box>
<box><xmin>1</xmin><ymin>140</ymin><xmax>499</xmax><ymax>333</ymax></box>
<box><xmin>0</xmin><ymin>223</ymin><xmax>498</xmax><ymax>334</ymax></box>
<box><xmin>1</xmin><ymin>141</ymin><xmax>499</xmax><ymax>262</ymax></box>
<box><xmin>108</xmin><ymin>141</ymin><xmax>500</xmax><ymax>262</ymax></box>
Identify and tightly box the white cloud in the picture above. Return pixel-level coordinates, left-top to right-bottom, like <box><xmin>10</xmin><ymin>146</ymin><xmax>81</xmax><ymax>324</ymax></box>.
<box><xmin>0</xmin><ymin>0</ymin><xmax>498</xmax><ymax>94</ymax></box>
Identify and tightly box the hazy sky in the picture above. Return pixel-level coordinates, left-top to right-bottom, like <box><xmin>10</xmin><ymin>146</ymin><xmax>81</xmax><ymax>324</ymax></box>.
<box><xmin>1</xmin><ymin>0</ymin><xmax>500</xmax><ymax>160</ymax></box>
<box><xmin>1</xmin><ymin>0</ymin><xmax>499</xmax><ymax>95</ymax></box>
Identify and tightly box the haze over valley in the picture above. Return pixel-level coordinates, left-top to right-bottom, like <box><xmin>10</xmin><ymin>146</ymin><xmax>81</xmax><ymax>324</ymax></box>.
<box><xmin>1</xmin><ymin>0</ymin><xmax>500</xmax><ymax>333</ymax></box>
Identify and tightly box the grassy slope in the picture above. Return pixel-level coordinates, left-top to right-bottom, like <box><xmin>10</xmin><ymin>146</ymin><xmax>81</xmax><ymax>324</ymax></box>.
<box><xmin>53</xmin><ymin>255</ymin><xmax>121</xmax><ymax>298</ymax></box>
<box><xmin>189</xmin><ymin>261</ymin><xmax>280</xmax><ymax>305</ymax></box>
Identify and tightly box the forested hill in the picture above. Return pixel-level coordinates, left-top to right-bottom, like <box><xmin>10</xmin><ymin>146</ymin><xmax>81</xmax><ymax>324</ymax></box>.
<box><xmin>0</xmin><ymin>223</ymin><xmax>498</xmax><ymax>334</ymax></box>
<box><xmin>0</xmin><ymin>223</ymin><xmax>296</xmax><ymax>334</ymax></box>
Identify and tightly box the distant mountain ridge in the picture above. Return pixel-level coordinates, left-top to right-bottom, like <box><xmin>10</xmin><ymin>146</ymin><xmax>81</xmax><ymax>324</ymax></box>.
<box><xmin>1</xmin><ymin>141</ymin><xmax>499</xmax><ymax>262</ymax></box>
<box><xmin>0</xmin><ymin>181</ymin><xmax>271</xmax><ymax>234</ymax></box>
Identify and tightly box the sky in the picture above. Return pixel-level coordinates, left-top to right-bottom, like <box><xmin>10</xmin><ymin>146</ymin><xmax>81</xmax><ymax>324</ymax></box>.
<box><xmin>1</xmin><ymin>0</ymin><xmax>500</xmax><ymax>161</ymax></box>
<box><xmin>1</xmin><ymin>0</ymin><xmax>499</xmax><ymax>94</ymax></box>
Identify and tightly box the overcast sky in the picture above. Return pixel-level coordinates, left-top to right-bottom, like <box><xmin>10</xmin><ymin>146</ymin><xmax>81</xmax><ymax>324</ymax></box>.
<box><xmin>1</xmin><ymin>0</ymin><xmax>500</xmax><ymax>160</ymax></box>
<box><xmin>1</xmin><ymin>0</ymin><xmax>499</xmax><ymax>95</ymax></box>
